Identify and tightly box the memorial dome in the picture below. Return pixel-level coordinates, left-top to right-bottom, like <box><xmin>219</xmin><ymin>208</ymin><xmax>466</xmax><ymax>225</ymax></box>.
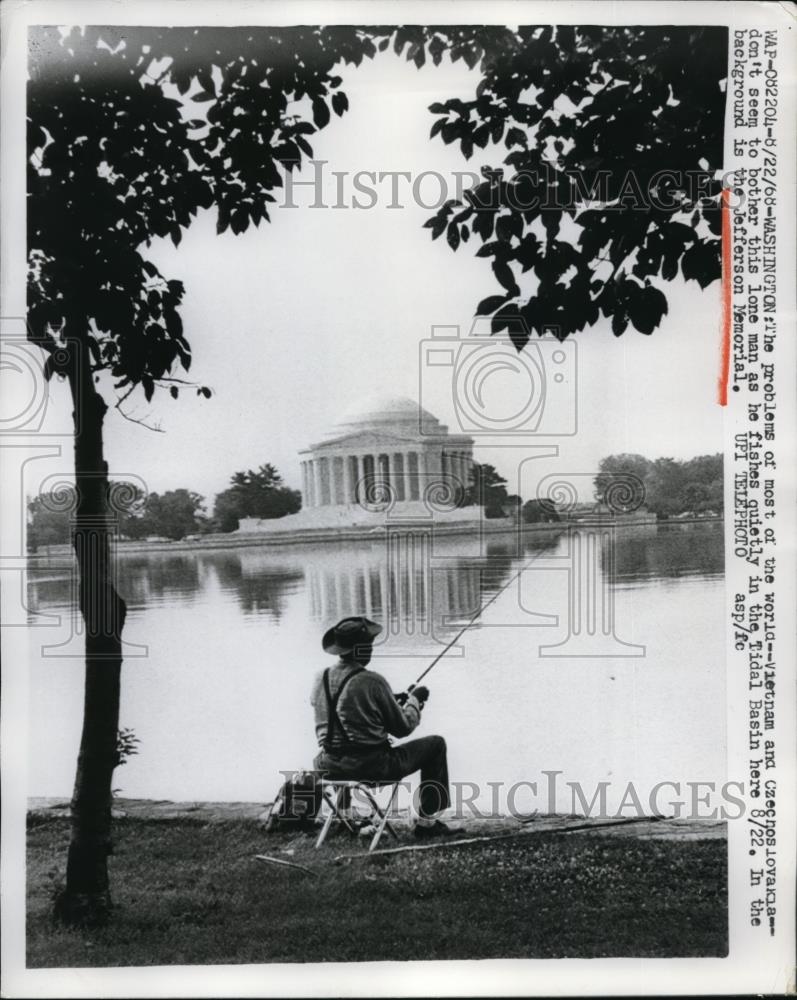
<box><xmin>332</xmin><ymin>394</ymin><xmax>443</xmax><ymax>436</ymax></box>
<box><xmin>295</xmin><ymin>393</ymin><xmax>474</xmax><ymax>512</ymax></box>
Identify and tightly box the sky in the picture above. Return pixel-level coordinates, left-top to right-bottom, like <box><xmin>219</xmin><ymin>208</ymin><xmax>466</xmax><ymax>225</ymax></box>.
<box><xmin>28</xmin><ymin>48</ymin><xmax>724</xmax><ymax>508</ymax></box>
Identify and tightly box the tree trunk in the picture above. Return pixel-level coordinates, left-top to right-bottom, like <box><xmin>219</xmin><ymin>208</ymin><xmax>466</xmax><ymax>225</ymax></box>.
<box><xmin>53</xmin><ymin>339</ymin><xmax>127</xmax><ymax>927</ymax></box>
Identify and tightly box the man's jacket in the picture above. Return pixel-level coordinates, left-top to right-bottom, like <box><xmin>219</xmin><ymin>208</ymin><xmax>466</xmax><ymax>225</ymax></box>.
<box><xmin>311</xmin><ymin>660</ymin><xmax>422</xmax><ymax>752</ymax></box>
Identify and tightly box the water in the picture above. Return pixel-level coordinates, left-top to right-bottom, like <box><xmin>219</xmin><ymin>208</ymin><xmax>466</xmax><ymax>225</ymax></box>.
<box><xmin>27</xmin><ymin>520</ymin><xmax>725</xmax><ymax>813</ymax></box>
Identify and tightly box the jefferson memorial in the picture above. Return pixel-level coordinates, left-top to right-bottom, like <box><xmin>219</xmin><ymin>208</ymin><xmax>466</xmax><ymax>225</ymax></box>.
<box><xmin>238</xmin><ymin>395</ymin><xmax>481</xmax><ymax>533</ymax></box>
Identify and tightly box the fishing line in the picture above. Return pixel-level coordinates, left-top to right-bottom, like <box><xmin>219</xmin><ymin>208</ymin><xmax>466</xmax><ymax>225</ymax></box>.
<box><xmin>410</xmin><ymin>543</ymin><xmax>550</xmax><ymax>687</ymax></box>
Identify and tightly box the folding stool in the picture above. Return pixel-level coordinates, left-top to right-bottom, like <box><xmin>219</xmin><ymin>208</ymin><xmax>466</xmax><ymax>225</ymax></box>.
<box><xmin>315</xmin><ymin>779</ymin><xmax>401</xmax><ymax>853</ymax></box>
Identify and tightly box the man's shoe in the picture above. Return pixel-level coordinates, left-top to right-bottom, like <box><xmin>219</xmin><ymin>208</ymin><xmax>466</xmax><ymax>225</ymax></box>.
<box><xmin>414</xmin><ymin>820</ymin><xmax>463</xmax><ymax>840</ymax></box>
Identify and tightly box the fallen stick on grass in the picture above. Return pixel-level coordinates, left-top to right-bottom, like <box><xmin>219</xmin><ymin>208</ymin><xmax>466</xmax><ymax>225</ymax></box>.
<box><xmin>254</xmin><ymin>854</ymin><xmax>318</xmax><ymax>876</ymax></box>
<box><xmin>331</xmin><ymin>815</ymin><xmax>674</xmax><ymax>863</ymax></box>
<box><xmin>332</xmin><ymin>829</ymin><xmax>534</xmax><ymax>863</ymax></box>
<box><xmin>557</xmin><ymin>815</ymin><xmax>667</xmax><ymax>835</ymax></box>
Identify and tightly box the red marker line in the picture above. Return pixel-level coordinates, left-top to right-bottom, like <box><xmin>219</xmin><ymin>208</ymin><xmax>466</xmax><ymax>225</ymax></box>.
<box><xmin>718</xmin><ymin>188</ymin><xmax>732</xmax><ymax>406</ymax></box>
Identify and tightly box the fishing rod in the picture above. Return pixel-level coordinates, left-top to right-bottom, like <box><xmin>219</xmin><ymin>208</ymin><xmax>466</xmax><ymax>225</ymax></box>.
<box><xmin>404</xmin><ymin>546</ymin><xmax>546</xmax><ymax>692</ymax></box>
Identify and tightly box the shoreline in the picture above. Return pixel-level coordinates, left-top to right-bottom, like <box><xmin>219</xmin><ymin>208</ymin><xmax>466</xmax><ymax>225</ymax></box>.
<box><xmin>27</xmin><ymin>796</ymin><xmax>727</xmax><ymax>841</ymax></box>
<box><xmin>26</xmin><ymin>514</ymin><xmax>722</xmax><ymax>560</ymax></box>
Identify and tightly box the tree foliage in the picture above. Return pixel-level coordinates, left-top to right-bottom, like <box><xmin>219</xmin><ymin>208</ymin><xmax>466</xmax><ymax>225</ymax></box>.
<box><xmin>595</xmin><ymin>453</ymin><xmax>723</xmax><ymax>517</ymax></box>
<box><xmin>26</xmin><ymin>481</ymin><xmax>206</xmax><ymax>545</ymax></box>
<box><xmin>213</xmin><ymin>464</ymin><xmax>300</xmax><ymax>531</ymax></box>
<box><xmin>27</xmin><ymin>481</ymin><xmax>146</xmax><ymax>549</ymax></box>
<box><xmin>136</xmin><ymin>489</ymin><xmax>207</xmax><ymax>540</ymax></box>
<box><xmin>27</xmin><ymin>25</ymin><xmax>390</xmax><ymax>402</ymax></box>
<box><xmin>522</xmin><ymin>498</ymin><xmax>561</xmax><ymax>524</ymax></box>
<box><xmin>467</xmin><ymin>461</ymin><xmax>511</xmax><ymax>517</ymax></box>
<box><xmin>26</xmin><ymin>491</ymin><xmax>74</xmax><ymax>551</ymax></box>
<box><xmin>593</xmin><ymin>453</ymin><xmax>651</xmax><ymax>511</ymax></box>
<box><xmin>28</xmin><ymin>25</ymin><xmax>728</xmax><ymax>395</ymax></box>
<box><xmin>419</xmin><ymin>26</ymin><xmax>728</xmax><ymax>346</ymax></box>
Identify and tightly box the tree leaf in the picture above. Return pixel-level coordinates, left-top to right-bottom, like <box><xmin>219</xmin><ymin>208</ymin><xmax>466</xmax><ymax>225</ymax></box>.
<box><xmin>476</xmin><ymin>294</ymin><xmax>508</xmax><ymax>315</ymax></box>
<box><xmin>331</xmin><ymin>91</ymin><xmax>349</xmax><ymax>117</ymax></box>
<box><xmin>230</xmin><ymin>208</ymin><xmax>249</xmax><ymax>235</ymax></box>
<box><xmin>475</xmin><ymin>241</ymin><xmax>500</xmax><ymax>257</ymax></box>
<box><xmin>661</xmin><ymin>252</ymin><xmax>679</xmax><ymax>281</ymax></box>
<box><xmin>492</xmin><ymin>302</ymin><xmax>523</xmax><ymax>338</ymax></box>
<box><xmin>424</xmin><ymin>214</ymin><xmax>447</xmax><ymax>240</ymax></box>
<box><xmin>628</xmin><ymin>284</ymin><xmax>669</xmax><ymax>334</ymax></box>
<box><xmin>681</xmin><ymin>240</ymin><xmax>721</xmax><ymax>289</ymax></box>
<box><xmin>492</xmin><ymin>260</ymin><xmax>519</xmax><ymax>296</ymax></box>
<box><xmin>312</xmin><ymin>97</ymin><xmax>330</xmax><ymax>129</ymax></box>
<box><xmin>611</xmin><ymin>311</ymin><xmax>629</xmax><ymax>337</ymax></box>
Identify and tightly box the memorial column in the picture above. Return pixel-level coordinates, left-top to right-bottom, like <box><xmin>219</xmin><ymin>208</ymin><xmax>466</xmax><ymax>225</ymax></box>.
<box><xmin>342</xmin><ymin>453</ymin><xmax>353</xmax><ymax>505</ymax></box>
<box><xmin>313</xmin><ymin>458</ymin><xmax>324</xmax><ymax>508</ymax></box>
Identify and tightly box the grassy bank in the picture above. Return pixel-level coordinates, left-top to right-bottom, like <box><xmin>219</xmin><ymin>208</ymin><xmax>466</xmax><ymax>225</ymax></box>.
<box><xmin>27</xmin><ymin>814</ymin><xmax>727</xmax><ymax>967</ymax></box>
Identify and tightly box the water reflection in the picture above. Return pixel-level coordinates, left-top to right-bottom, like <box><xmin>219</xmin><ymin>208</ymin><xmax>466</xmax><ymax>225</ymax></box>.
<box><xmin>26</xmin><ymin>522</ymin><xmax>723</xmax><ymax>625</ymax></box>
<box><xmin>121</xmin><ymin>554</ymin><xmax>202</xmax><ymax>609</ymax></box>
<box><xmin>211</xmin><ymin>551</ymin><xmax>304</xmax><ymax>621</ymax></box>
<box><xmin>26</xmin><ymin>528</ymin><xmax>562</xmax><ymax>657</ymax></box>
<box><xmin>26</xmin><ymin>521</ymin><xmax>726</xmax><ymax>804</ymax></box>
<box><xmin>306</xmin><ymin>538</ymin><xmax>481</xmax><ymax>633</ymax></box>
<box><xmin>612</xmin><ymin>521</ymin><xmax>724</xmax><ymax>579</ymax></box>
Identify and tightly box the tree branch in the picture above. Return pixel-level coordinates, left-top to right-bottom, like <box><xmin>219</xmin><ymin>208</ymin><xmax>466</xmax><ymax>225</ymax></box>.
<box><xmin>114</xmin><ymin>389</ymin><xmax>164</xmax><ymax>433</ymax></box>
<box><xmin>27</xmin><ymin>330</ymin><xmax>61</xmax><ymax>355</ymax></box>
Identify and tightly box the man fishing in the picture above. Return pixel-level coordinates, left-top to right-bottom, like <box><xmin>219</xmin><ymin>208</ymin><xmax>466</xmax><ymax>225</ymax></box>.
<box><xmin>311</xmin><ymin>615</ymin><xmax>460</xmax><ymax>839</ymax></box>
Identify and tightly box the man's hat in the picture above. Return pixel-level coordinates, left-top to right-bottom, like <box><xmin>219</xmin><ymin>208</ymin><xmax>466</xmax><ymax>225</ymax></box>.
<box><xmin>322</xmin><ymin>616</ymin><xmax>382</xmax><ymax>656</ymax></box>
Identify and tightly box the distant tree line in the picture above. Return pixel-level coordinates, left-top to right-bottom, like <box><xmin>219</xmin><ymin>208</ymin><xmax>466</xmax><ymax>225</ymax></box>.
<box><xmin>27</xmin><ymin>464</ymin><xmax>301</xmax><ymax>549</ymax></box>
<box><xmin>28</xmin><ymin>453</ymin><xmax>720</xmax><ymax>550</ymax></box>
<box><xmin>594</xmin><ymin>453</ymin><xmax>723</xmax><ymax>518</ymax></box>
<box><xmin>466</xmin><ymin>455</ymin><xmax>723</xmax><ymax>521</ymax></box>
<box><xmin>27</xmin><ymin>485</ymin><xmax>208</xmax><ymax>549</ymax></box>
<box><xmin>118</xmin><ymin>488</ymin><xmax>207</xmax><ymax>540</ymax></box>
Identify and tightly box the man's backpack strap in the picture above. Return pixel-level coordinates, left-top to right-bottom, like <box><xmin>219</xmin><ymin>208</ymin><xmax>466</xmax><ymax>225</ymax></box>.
<box><xmin>322</xmin><ymin>667</ymin><xmax>358</xmax><ymax>747</ymax></box>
